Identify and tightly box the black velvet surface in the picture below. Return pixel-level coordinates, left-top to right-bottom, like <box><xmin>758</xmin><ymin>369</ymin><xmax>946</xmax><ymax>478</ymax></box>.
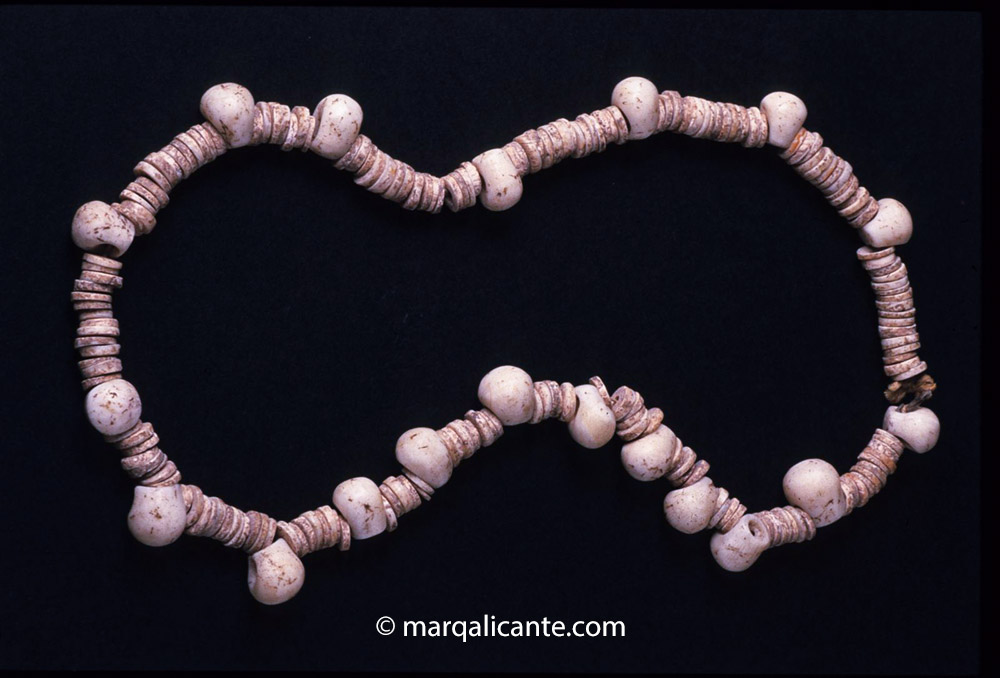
<box><xmin>0</xmin><ymin>7</ymin><xmax>981</xmax><ymax>673</ymax></box>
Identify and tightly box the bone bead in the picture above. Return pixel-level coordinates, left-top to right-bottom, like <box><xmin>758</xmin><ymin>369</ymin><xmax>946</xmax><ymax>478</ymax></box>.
<box><xmin>782</xmin><ymin>459</ymin><xmax>847</xmax><ymax>527</ymax></box>
<box><xmin>709</xmin><ymin>514</ymin><xmax>772</xmax><ymax>572</ymax></box>
<box><xmin>568</xmin><ymin>384</ymin><xmax>616</xmax><ymax>449</ymax></box>
<box><xmin>860</xmin><ymin>198</ymin><xmax>913</xmax><ymax>247</ymax></box>
<box><xmin>760</xmin><ymin>92</ymin><xmax>807</xmax><ymax>148</ymax></box>
<box><xmin>85</xmin><ymin>378</ymin><xmax>141</xmax><ymax>436</ymax></box>
<box><xmin>200</xmin><ymin>83</ymin><xmax>255</xmax><ymax>148</ymax></box>
<box><xmin>310</xmin><ymin>94</ymin><xmax>363</xmax><ymax>160</ymax></box>
<box><xmin>247</xmin><ymin>538</ymin><xmax>304</xmax><ymax>605</ymax></box>
<box><xmin>663</xmin><ymin>476</ymin><xmax>721</xmax><ymax>534</ymax></box>
<box><xmin>477</xmin><ymin>365</ymin><xmax>535</xmax><ymax>425</ymax></box>
<box><xmin>71</xmin><ymin>201</ymin><xmax>134</xmax><ymax>257</ymax></box>
<box><xmin>127</xmin><ymin>484</ymin><xmax>187</xmax><ymax>546</ymax></box>
<box><xmin>395</xmin><ymin>427</ymin><xmax>453</xmax><ymax>489</ymax></box>
<box><xmin>621</xmin><ymin>424</ymin><xmax>677</xmax><ymax>481</ymax></box>
<box><xmin>332</xmin><ymin>477</ymin><xmax>387</xmax><ymax>540</ymax></box>
<box><xmin>611</xmin><ymin>76</ymin><xmax>660</xmax><ymax>140</ymax></box>
<box><xmin>471</xmin><ymin>149</ymin><xmax>523</xmax><ymax>211</ymax></box>
<box><xmin>883</xmin><ymin>405</ymin><xmax>940</xmax><ymax>454</ymax></box>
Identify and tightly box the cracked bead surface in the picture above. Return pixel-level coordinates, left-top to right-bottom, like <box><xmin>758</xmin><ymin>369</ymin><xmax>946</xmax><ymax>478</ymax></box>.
<box><xmin>710</xmin><ymin>514</ymin><xmax>771</xmax><ymax>572</ymax></box>
<box><xmin>567</xmin><ymin>384</ymin><xmax>616</xmax><ymax>449</ymax></box>
<box><xmin>621</xmin><ymin>424</ymin><xmax>677</xmax><ymax>481</ymax></box>
<box><xmin>760</xmin><ymin>92</ymin><xmax>807</xmax><ymax>148</ymax></box>
<box><xmin>471</xmin><ymin>148</ymin><xmax>523</xmax><ymax>211</ymax></box>
<box><xmin>247</xmin><ymin>538</ymin><xmax>305</xmax><ymax>605</ymax></box>
<box><xmin>333</xmin><ymin>477</ymin><xmax>387</xmax><ymax>539</ymax></box>
<box><xmin>883</xmin><ymin>405</ymin><xmax>940</xmax><ymax>453</ymax></box>
<box><xmin>782</xmin><ymin>459</ymin><xmax>846</xmax><ymax>527</ymax></box>
<box><xmin>200</xmin><ymin>83</ymin><xmax>255</xmax><ymax>148</ymax></box>
<box><xmin>860</xmin><ymin>198</ymin><xmax>913</xmax><ymax>247</ymax></box>
<box><xmin>71</xmin><ymin>201</ymin><xmax>134</xmax><ymax>257</ymax></box>
<box><xmin>395</xmin><ymin>427</ymin><xmax>453</xmax><ymax>488</ymax></box>
<box><xmin>311</xmin><ymin>94</ymin><xmax>363</xmax><ymax>160</ymax></box>
<box><xmin>127</xmin><ymin>484</ymin><xmax>187</xmax><ymax>546</ymax></box>
<box><xmin>477</xmin><ymin>365</ymin><xmax>535</xmax><ymax>425</ymax></box>
<box><xmin>611</xmin><ymin>76</ymin><xmax>660</xmax><ymax>140</ymax></box>
<box><xmin>664</xmin><ymin>476</ymin><xmax>720</xmax><ymax>533</ymax></box>
<box><xmin>85</xmin><ymin>378</ymin><xmax>141</xmax><ymax>436</ymax></box>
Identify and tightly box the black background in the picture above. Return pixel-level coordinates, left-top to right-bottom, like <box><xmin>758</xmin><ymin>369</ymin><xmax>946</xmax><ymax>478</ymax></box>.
<box><xmin>0</xmin><ymin>7</ymin><xmax>981</xmax><ymax>674</ymax></box>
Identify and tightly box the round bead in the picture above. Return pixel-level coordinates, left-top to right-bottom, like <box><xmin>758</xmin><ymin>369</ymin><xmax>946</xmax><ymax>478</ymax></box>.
<box><xmin>567</xmin><ymin>384</ymin><xmax>616</xmax><ymax>449</ymax></box>
<box><xmin>310</xmin><ymin>94</ymin><xmax>363</xmax><ymax>160</ymax></box>
<box><xmin>332</xmin><ymin>477</ymin><xmax>387</xmax><ymax>540</ymax></box>
<box><xmin>477</xmin><ymin>365</ymin><xmax>535</xmax><ymax>425</ymax></box>
<box><xmin>85</xmin><ymin>378</ymin><xmax>141</xmax><ymax>436</ymax></box>
<box><xmin>127</xmin><ymin>484</ymin><xmax>187</xmax><ymax>546</ymax></box>
<box><xmin>471</xmin><ymin>149</ymin><xmax>523</xmax><ymax>211</ymax></box>
<box><xmin>71</xmin><ymin>201</ymin><xmax>134</xmax><ymax>257</ymax></box>
<box><xmin>883</xmin><ymin>405</ymin><xmax>940</xmax><ymax>454</ymax></box>
<box><xmin>200</xmin><ymin>83</ymin><xmax>255</xmax><ymax>148</ymax></box>
<box><xmin>859</xmin><ymin>198</ymin><xmax>913</xmax><ymax>248</ymax></box>
<box><xmin>395</xmin><ymin>427</ymin><xmax>453</xmax><ymax>488</ymax></box>
<box><xmin>663</xmin><ymin>477</ymin><xmax>720</xmax><ymax>534</ymax></box>
<box><xmin>782</xmin><ymin>459</ymin><xmax>846</xmax><ymax>527</ymax></box>
<box><xmin>611</xmin><ymin>76</ymin><xmax>660</xmax><ymax>140</ymax></box>
<box><xmin>709</xmin><ymin>514</ymin><xmax>771</xmax><ymax>572</ymax></box>
<box><xmin>759</xmin><ymin>91</ymin><xmax>808</xmax><ymax>148</ymax></box>
<box><xmin>621</xmin><ymin>424</ymin><xmax>677</xmax><ymax>481</ymax></box>
<box><xmin>247</xmin><ymin>538</ymin><xmax>305</xmax><ymax>605</ymax></box>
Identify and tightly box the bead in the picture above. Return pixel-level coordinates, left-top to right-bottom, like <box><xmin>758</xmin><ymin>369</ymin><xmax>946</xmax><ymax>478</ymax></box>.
<box><xmin>567</xmin><ymin>384</ymin><xmax>616</xmax><ymax>449</ymax></box>
<box><xmin>127</xmin><ymin>484</ymin><xmax>187</xmax><ymax>546</ymax></box>
<box><xmin>71</xmin><ymin>201</ymin><xmax>134</xmax><ymax>257</ymax></box>
<box><xmin>709</xmin><ymin>514</ymin><xmax>772</xmax><ymax>572</ymax></box>
<box><xmin>395</xmin><ymin>427</ymin><xmax>453</xmax><ymax>488</ymax></box>
<box><xmin>663</xmin><ymin>477</ymin><xmax>721</xmax><ymax>534</ymax></box>
<box><xmin>782</xmin><ymin>459</ymin><xmax>847</xmax><ymax>527</ymax></box>
<box><xmin>471</xmin><ymin>149</ymin><xmax>523</xmax><ymax>211</ymax></box>
<box><xmin>247</xmin><ymin>538</ymin><xmax>305</xmax><ymax>605</ymax></box>
<box><xmin>310</xmin><ymin>94</ymin><xmax>363</xmax><ymax>160</ymax></box>
<box><xmin>760</xmin><ymin>92</ymin><xmax>807</xmax><ymax>148</ymax></box>
<box><xmin>332</xmin><ymin>477</ymin><xmax>387</xmax><ymax>540</ymax></box>
<box><xmin>883</xmin><ymin>405</ymin><xmax>940</xmax><ymax>454</ymax></box>
<box><xmin>611</xmin><ymin>76</ymin><xmax>660</xmax><ymax>140</ymax></box>
<box><xmin>200</xmin><ymin>83</ymin><xmax>255</xmax><ymax>148</ymax></box>
<box><xmin>859</xmin><ymin>198</ymin><xmax>913</xmax><ymax>247</ymax></box>
<box><xmin>477</xmin><ymin>365</ymin><xmax>535</xmax><ymax>426</ymax></box>
<box><xmin>621</xmin><ymin>424</ymin><xmax>677</xmax><ymax>481</ymax></box>
<box><xmin>85</xmin><ymin>378</ymin><xmax>141</xmax><ymax>436</ymax></box>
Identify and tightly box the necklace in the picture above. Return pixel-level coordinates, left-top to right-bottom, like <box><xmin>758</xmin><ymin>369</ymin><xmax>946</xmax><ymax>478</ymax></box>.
<box><xmin>71</xmin><ymin>77</ymin><xmax>940</xmax><ymax>605</ymax></box>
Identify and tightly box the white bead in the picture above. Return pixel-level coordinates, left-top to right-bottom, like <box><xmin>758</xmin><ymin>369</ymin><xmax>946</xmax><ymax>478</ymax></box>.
<box><xmin>85</xmin><ymin>378</ymin><xmax>142</xmax><ymax>436</ymax></box>
<box><xmin>310</xmin><ymin>94</ymin><xmax>363</xmax><ymax>160</ymax></box>
<box><xmin>127</xmin><ymin>484</ymin><xmax>187</xmax><ymax>546</ymax></box>
<box><xmin>860</xmin><ymin>198</ymin><xmax>913</xmax><ymax>248</ymax></box>
<box><xmin>395</xmin><ymin>427</ymin><xmax>453</xmax><ymax>488</ymax></box>
<box><xmin>477</xmin><ymin>365</ymin><xmax>535</xmax><ymax>425</ymax></box>
<box><xmin>663</xmin><ymin>477</ymin><xmax>720</xmax><ymax>534</ymax></box>
<box><xmin>71</xmin><ymin>201</ymin><xmax>134</xmax><ymax>257</ymax></box>
<box><xmin>247</xmin><ymin>538</ymin><xmax>304</xmax><ymax>605</ymax></box>
<box><xmin>332</xmin><ymin>477</ymin><xmax>387</xmax><ymax>540</ymax></box>
<box><xmin>471</xmin><ymin>149</ymin><xmax>523</xmax><ymax>211</ymax></box>
<box><xmin>621</xmin><ymin>424</ymin><xmax>677</xmax><ymax>481</ymax></box>
<box><xmin>883</xmin><ymin>405</ymin><xmax>940</xmax><ymax>454</ymax></box>
<box><xmin>709</xmin><ymin>514</ymin><xmax>771</xmax><ymax>572</ymax></box>
<box><xmin>611</xmin><ymin>76</ymin><xmax>660</xmax><ymax>140</ymax></box>
<box><xmin>567</xmin><ymin>385</ymin><xmax>616</xmax><ymax>449</ymax></box>
<box><xmin>782</xmin><ymin>459</ymin><xmax>846</xmax><ymax>527</ymax></box>
<box><xmin>200</xmin><ymin>83</ymin><xmax>255</xmax><ymax>148</ymax></box>
<box><xmin>760</xmin><ymin>91</ymin><xmax>808</xmax><ymax>148</ymax></box>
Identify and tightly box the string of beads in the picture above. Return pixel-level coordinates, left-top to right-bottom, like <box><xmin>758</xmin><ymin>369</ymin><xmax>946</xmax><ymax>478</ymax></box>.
<box><xmin>71</xmin><ymin>77</ymin><xmax>941</xmax><ymax>604</ymax></box>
